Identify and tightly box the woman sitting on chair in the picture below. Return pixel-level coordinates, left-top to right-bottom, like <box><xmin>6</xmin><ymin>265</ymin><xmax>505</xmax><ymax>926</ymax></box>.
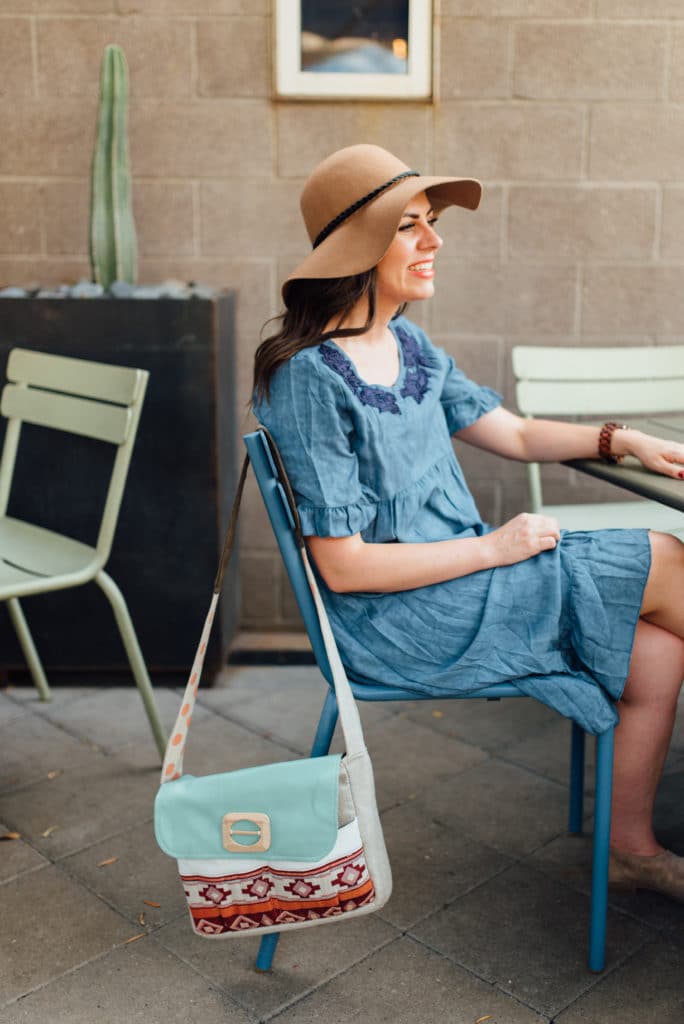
<box><xmin>253</xmin><ymin>144</ymin><xmax>684</xmax><ymax>902</ymax></box>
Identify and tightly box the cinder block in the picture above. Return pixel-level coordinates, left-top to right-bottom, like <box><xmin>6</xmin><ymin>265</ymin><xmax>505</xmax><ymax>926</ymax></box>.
<box><xmin>0</xmin><ymin>19</ymin><xmax>34</xmax><ymax>100</ymax></box>
<box><xmin>0</xmin><ymin>100</ymin><xmax>94</xmax><ymax>176</ymax></box>
<box><xmin>583</xmin><ymin>266</ymin><xmax>684</xmax><ymax>333</ymax></box>
<box><xmin>440</xmin><ymin>19</ymin><xmax>510</xmax><ymax>100</ymax></box>
<box><xmin>668</xmin><ymin>27</ymin><xmax>684</xmax><ymax>101</ymax></box>
<box><xmin>590</xmin><ymin>104</ymin><xmax>684</xmax><ymax>180</ymax></box>
<box><xmin>37</xmin><ymin>17</ymin><xmax>192</xmax><ymax>98</ymax></box>
<box><xmin>134</xmin><ymin>183</ymin><xmax>195</xmax><ymax>258</ymax></box>
<box><xmin>432</xmin><ymin>335</ymin><xmax>504</xmax><ymax>394</ymax></box>
<box><xmin>200</xmin><ymin>180</ymin><xmax>306</xmax><ymax>258</ymax></box>
<box><xmin>0</xmin><ymin>257</ymin><xmax>89</xmax><ymax>287</ymax></box>
<box><xmin>660</xmin><ymin>188</ymin><xmax>684</xmax><ymax>259</ymax></box>
<box><xmin>240</xmin><ymin>474</ymin><xmax>277</xmax><ymax>551</ymax></box>
<box><xmin>513</xmin><ymin>23</ymin><xmax>665</xmax><ymax>100</ymax></box>
<box><xmin>5</xmin><ymin>0</ymin><xmax>113</xmax><ymax>9</ymax></box>
<box><xmin>596</xmin><ymin>1</ymin><xmax>684</xmax><ymax>15</ymax></box>
<box><xmin>0</xmin><ymin>184</ymin><xmax>41</xmax><ymax>254</ymax></box>
<box><xmin>432</xmin><ymin>264</ymin><xmax>577</xmax><ymax>335</ymax></box>
<box><xmin>240</xmin><ymin>551</ymin><xmax>279</xmax><ymax>625</ymax></box>
<box><xmin>43</xmin><ymin>181</ymin><xmax>87</xmax><ymax>255</ymax></box>
<box><xmin>445</xmin><ymin>0</ymin><xmax>592</xmax><ymax>14</ymax></box>
<box><xmin>198</xmin><ymin>17</ymin><xmax>269</xmax><ymax>97</ymax></box>
<box><xmin>437</xmin><ymin>186</ymin><xmax>503</xmax><ymax>265</ymax></box>
<box><xmin>118</xmin><ymin>0</ymin><xmax>269</xmax><ymax>12</ymax></box>
<box><xmin>276</xmin><ymin>104</ymin><xmax>430</xmax><ymax>178</ymax></box>
<box><xmin>436</xmin><ymin>103</ymin><xmax>584</xmax><ymax>181</ymax></box>
<box><xmin>508</xmin><ymin>186</ymin><xmax>657</xmax><ymax>263</ymax></box>
<box><xmin>130</xmin><ymin>99</ymin><xmax>272</xmax><ymax>178</ymax></box>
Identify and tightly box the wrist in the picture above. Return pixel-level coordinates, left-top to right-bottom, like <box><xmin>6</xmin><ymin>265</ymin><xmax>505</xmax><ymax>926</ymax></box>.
<box><xmin>598</xmin><ymin>422</ymin><xmax>629</xmax><ymax>463</ymax></box>
<box><xmin>476</xmin><ymin>533</ymin><xmax>498</xmax><ymax>571</ymax></box>
<box><xmin>611</xmin><ymin>427</ymin><xmax>639</xmax><ymax>459</ymax></box>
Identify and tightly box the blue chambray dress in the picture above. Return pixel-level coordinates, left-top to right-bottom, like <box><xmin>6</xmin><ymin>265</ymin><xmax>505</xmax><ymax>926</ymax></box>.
<box><xmin>254</xmin><ymin>316</ymin><xmax>651</xmax><ymax>734</ymax></box>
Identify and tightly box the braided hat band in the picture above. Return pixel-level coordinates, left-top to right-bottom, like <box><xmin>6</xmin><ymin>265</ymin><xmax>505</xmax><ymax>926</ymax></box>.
<box><xmin>283</xmin><ymin>144</ymin><xmax>482</xmax><ymax>301</ymax></box>
<box><xmin>313</xmin><ymin>170</ymin><xmax>420</xmax><ymax>249</ymax></box>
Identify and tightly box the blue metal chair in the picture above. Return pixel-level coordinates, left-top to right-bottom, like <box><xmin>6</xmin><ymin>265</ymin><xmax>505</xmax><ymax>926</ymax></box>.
<box><xmin>243</xmin><ymin>428</ymin><xmax>614</xmax><ymax>974</ymax></box>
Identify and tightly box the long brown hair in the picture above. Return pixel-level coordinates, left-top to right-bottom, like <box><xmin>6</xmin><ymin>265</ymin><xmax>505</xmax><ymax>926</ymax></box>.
<box><xmin>252</xmin><ymin>270</ymin><xmax>405</xmax><ymax>404</ymax></box>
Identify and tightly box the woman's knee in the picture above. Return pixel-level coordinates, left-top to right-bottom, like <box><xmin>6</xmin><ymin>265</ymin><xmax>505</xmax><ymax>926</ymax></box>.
<box><xmin>623</xmin><ymin>617</ymin><xmax>684</xmax><ymax>706</ymax></box>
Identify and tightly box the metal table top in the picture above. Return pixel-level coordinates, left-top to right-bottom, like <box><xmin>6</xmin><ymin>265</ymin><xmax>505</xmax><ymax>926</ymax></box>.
<box><xmin>566</xmin><ymin>416</ymin><xmax>684</xmax><ymax>514</ymax></box>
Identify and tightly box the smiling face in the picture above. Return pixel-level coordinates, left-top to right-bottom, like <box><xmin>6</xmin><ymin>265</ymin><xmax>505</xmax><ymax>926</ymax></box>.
<box><xmin>374</xmin><ymin>191</ymin><xmax>443</xmax><ymax>310</ymax></box>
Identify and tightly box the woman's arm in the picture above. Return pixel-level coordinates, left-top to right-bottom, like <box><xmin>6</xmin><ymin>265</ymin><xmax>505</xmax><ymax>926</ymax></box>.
<box><xmin>307</xmin><ymin>512</ymin><xmax>561</xmax><ymax>594</ymax></box>
<box><xmin>458</xmin><ymin>407</ymin><xmax>684</xmax><ymax>479</ymax></box>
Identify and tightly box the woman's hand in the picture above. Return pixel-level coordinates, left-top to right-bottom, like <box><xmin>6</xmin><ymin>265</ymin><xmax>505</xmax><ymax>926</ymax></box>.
<box><xmin>484</xmin><ymin>513</ymin><xmax>561</xmax><ymax>567</ymax></box>
<box><xmin>617</xmin><ymin>430</ymin><xmax>684</xmax><ymax>480</ymax></box>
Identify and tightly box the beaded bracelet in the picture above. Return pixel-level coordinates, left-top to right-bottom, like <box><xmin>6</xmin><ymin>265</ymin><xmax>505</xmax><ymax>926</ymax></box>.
<box><xmin>598</xmin><ymin>422</ymin><xmax>628</xmax><ymax>464</ymax></box>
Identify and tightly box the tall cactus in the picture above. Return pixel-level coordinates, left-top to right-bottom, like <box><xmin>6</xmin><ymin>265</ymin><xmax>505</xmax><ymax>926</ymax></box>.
<box><xmin>89</xmin><ymin>45</ymin><xmax>137</xmax><ymax>289</ymax></box>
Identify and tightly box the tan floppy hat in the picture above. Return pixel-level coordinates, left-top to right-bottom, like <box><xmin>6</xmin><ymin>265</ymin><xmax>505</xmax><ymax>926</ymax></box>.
<box><xmin>282</xmin><ymin>144</ymin><xmax>481</xmax><ymax>302</ymax></box>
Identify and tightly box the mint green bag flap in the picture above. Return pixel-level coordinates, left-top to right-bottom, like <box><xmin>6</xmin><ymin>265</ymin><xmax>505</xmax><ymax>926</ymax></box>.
<box><xmin>154</xmin><ymin>753</ymin><xmax>343</xmax><ymax>861</ymax></box>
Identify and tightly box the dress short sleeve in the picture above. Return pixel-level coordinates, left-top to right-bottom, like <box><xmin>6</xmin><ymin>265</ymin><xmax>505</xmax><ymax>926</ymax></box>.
<box><xmin>438</xmin><ymin>351</ymin><xmax>502</xmax><ymax>435</ymax></box>
<box><xmin>254</xmin><ymin>353</ymin><xmax>376</xmax><ymax>538</ymax></box>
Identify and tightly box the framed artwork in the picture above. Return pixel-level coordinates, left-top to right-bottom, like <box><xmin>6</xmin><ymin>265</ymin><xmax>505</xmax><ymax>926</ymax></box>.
<box><xmin>274</xmin><ymin>0</ymin><xmax>432</xmax><ymax>100</ymax></box>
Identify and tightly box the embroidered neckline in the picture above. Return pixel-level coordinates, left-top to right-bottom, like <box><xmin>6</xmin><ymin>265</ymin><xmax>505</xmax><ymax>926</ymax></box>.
<box><xmin>319</xmin><ymin>323</ymin><xmax>432</xmax><ymax>414</ymax></box>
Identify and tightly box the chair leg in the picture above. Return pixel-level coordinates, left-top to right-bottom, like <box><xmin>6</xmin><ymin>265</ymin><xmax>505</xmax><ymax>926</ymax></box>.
<box><xmin>588</xmin><ymin>726</ymin><xmax>614</xmax><ymax>973</ymax></box>
<box><xmin>7</xmin><ymin>597</ymin><xmax>51</xmax><ymax>701</ymax></box>
<box><xmin>255</xmin><ymin>688</ymin><xmax>340</xmax><ymax>973</ymax></box>
<box><xmin>568</xmin><ymin>721</ymin><xmax>585</xmax><ymax>834</ymax></box>
<box><xmin>95</xmin><ymin>570</ymin><xmax>166</xmax><ymax>761</ymax></box>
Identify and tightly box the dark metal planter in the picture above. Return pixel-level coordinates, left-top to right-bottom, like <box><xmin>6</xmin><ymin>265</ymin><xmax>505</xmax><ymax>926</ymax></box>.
<box><xmin>0</xmin><ymin>291</ymin><xmax>238</xmax><ymax>685</ymax></box>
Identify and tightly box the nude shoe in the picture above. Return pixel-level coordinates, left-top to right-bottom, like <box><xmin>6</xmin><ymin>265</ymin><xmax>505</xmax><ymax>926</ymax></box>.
<box><xmin>609</xmin><ymin>847</ymin><xmax>684</xmax><ymax>903</ymax></box>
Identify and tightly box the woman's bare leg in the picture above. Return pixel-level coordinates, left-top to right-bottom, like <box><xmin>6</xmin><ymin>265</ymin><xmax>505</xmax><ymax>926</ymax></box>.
<box><xmin>611</xmin><ymin>618</ymin><xmax>684</xmax><ymax>855</ymax></box>
<box><xmin>640</xmin><ymin>531</ymin><xmax>684</xmax><ymax>639</ymax></box>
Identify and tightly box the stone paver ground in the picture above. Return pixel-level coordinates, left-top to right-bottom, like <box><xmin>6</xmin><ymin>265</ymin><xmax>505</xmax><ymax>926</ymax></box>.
<box><xmin>1</xmin><ymin>669</ymin><xmax>683</xmax><ymax>1024</ymax></box>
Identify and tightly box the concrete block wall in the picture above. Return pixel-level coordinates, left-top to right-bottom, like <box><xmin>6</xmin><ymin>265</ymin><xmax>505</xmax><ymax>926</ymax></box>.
<box><xmin>1</xmin><ymin>1</ymin><xmax>683</xmax><ymax>632</ymax></box>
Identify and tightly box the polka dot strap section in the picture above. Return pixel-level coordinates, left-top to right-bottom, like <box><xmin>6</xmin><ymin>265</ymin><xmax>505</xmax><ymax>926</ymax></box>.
<box><xmin>161</xmin><ymin>592</ymin><xmax>219</xmax><ymax>784</ymax></box>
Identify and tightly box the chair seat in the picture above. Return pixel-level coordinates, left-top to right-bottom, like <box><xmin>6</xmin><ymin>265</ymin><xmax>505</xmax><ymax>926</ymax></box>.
<box><xmin>540</xmin><ymin>498</ymin><xmax>684</xmax><ymax>539</ymax></box>
<box><xmin>0</xmin><ymin>516</ymin><xmax>99</xmax><ymax>599</ymax></box>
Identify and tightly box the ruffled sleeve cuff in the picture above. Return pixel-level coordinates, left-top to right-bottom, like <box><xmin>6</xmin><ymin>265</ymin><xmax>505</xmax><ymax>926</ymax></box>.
<box><xmin>442</xmin><ymin>385</ymin><xmax>503</xmax><ymax>435</ymax></box>
<box><xmin>297</xmin><ymin>499</ymin><xmax>377</xmax><ymax>538</ymax></box>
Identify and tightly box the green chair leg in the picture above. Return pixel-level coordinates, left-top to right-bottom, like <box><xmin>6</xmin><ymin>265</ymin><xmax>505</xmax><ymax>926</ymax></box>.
<box><xmin>96</xmin><ymin>570</ymin><xmax>167</xmax><ymax>760</ymax></box>
<box><xmin>6</xmin><ymin>597</ymin><xmax>51</xmax><ymax>701</ymax></box>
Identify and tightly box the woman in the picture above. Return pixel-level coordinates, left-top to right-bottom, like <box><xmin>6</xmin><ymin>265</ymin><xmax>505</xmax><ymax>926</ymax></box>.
<box><xmin>253</xmin><ymin>144</ymin><xmax>684</xmax><ymax>901</ymax></box>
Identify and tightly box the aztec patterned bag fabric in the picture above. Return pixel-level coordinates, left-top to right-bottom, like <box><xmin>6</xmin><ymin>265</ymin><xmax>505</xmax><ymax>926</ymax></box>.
<box><xmin>155</xmin><ymin>754</ymin><xmax>378</xmax><ymax>936</ymax></box>
<box><xmin>154</xmin><ymin>452</ymin><xmax>392</xmax><ymax>939</ymax></box>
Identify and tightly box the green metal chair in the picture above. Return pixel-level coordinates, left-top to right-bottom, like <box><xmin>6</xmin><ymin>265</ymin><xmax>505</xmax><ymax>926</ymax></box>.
<box><xmin>0</xmin><ymin>348</ymin><xmax>166</xmax><ymax>759</ymax></box>
<box><xmin>512</xmin><ymin>344</ymin><xmax>684</xmax><ymax>539</ymax></box>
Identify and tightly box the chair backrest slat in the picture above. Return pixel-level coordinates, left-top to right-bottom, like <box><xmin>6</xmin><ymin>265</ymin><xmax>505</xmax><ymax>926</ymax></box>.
<box><xmin>7</xmin><ymin>348</ymin><xmax>142</xmax><ymax>405</ymax></box>
<box><xmin>512</xmin><ymin>344</ymin><xmax>684</xmax><ymax>382</ymax></box>
<box><xmin>516</xmin><ymin>378</ymin><xmax>684</xmax><ymax>417</ymax></box>
<box><xmin>1</xmin><ymin>385</ymin><xmax>131</xmax><ymax>444</ymax></box>
<box><xmin>513</xmin><ymin>345</ymin><xmax>684</xmax><ymax>417</ymax></box>
<box><xmin>244</xmin><ymin>430</ymin><xmax>334</xmax><ymax>686</ymax></box>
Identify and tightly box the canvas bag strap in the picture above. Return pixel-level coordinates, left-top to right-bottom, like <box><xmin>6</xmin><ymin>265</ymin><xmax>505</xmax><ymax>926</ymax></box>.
<box><xmin>160</xmin><ymin>432</ymin><xmax>367</xmax><ymax>784</ymax></box>
<box><xmin>160</xmin><ymin>452</ymin><xmax>250</xmax><ymax>783</ymax></box>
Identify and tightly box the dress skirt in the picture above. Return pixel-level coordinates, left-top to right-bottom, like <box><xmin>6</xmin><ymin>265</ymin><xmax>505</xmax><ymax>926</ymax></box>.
<box><xmin>322</xmin><ymin>528</ymin><xmax>652</xmax><ymax>735</ymax></box>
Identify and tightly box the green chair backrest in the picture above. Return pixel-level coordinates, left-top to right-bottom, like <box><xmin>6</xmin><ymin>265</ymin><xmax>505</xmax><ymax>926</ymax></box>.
<box><xmin>0</xmin><ymin>348</ymin><xmax>148</xmax><ymax>564</ymax></box>
<box><xmin>512</xmin><ymin>344</ymin><xmax>684</xmax><ymax>511</ymax></box>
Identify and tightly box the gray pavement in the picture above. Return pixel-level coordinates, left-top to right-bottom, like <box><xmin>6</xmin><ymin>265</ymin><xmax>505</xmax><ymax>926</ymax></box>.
<box><xmin>1</xmin><ymin>668</ymin><xmax>684</xmax><ymax>1024</ymax></box>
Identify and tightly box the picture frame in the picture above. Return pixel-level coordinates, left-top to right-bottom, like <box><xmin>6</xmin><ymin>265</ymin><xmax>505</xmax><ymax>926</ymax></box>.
<box><xmin>274</xmin><ymin>1</ymin><xmax>433</xmax><ymax>101</ymax></box>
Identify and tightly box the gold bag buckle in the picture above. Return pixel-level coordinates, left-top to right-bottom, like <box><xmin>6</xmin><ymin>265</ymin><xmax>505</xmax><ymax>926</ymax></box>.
<box><xmin>222</xmin><ymin>812</ymin><xmax>271</xmax><ymax>853</ymax></box>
